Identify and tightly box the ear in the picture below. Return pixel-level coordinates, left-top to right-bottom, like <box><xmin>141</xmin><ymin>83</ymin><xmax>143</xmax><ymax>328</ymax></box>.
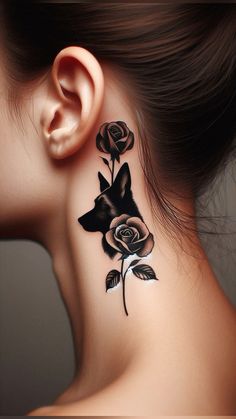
<box><xmin>113</xmin><ymin>162</ymin><xmax>131</xmax><ymax>198</ymax></box>
<box><xmin>40</xmin><ymin>46</ymin><xmax>104</xmax><ymax>159</ymax></box>
<box><xmin>98</xmin><ymin>171</ymin><xmax>110</xmax><ymax>192</ymax></box>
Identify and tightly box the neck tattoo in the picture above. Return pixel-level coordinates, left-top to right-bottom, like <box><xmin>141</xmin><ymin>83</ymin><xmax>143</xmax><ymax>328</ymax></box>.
<box><xmin>78</xmin><ymin>121</ymin><xmax>158</xmax><ymax>316</ymax></box>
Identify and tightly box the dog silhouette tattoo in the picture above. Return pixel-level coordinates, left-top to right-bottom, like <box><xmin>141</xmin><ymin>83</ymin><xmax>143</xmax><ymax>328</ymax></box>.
<box><xmin>78</xmin><ymin>121</ymin><xmax>158</xmax><ymax>316</ymax></box>
<box><xmin>79</xmin><ymin>162</ymin><xmax>143</xmax><ymax>258</ymax></box>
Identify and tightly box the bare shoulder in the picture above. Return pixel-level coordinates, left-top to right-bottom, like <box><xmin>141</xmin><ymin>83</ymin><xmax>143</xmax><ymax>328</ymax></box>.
<box><xmin>27</xmin><ymin>385</ymin><xmax>130</xmax><ymax>416</ymax></box>
<box><xmin>26</xmin><ymin>368</ymin><xmax>160</xmax><ymax>417</ymax></box>
<box><xmin>26</xmin><ymin>360</ymin><xmax>236</xmax><ymax>416</ymax></box>
<box><xmin>26</xmin><ymin>370</ymin><xmax>151</xmax><ymax>416</ymax></box>
<box><xmin>26</xmin><ymin>406</ymin><xmax>50</xmax><ymax>416</ymax></box>
<box><xmin>27</xmin><ymin>320</ymin><xmax>236</xmax><ymax>417</ymax></box>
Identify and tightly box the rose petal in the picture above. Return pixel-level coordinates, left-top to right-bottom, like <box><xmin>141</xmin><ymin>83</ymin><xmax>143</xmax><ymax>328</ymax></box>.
<box><xmin>125</xmin><ymin>241</ymin><xmax>144</xmax><ymax>253</ymax></box>
<box><xmin>126</xmin><ymin>132</ymin><xmax>134</xmax><ymax>151</ymax></box>
<box><xmin>116</xmin><ymin>136</ymin><xmax>129</xmax><ymax>152</ymax></box>
<box><xmin>120</xmin><ymin>235</ymin><xmax>133</xmax><ymax>244</ymax></box>
<box><xmin>106</xmin><ymin>122</ymin><xmax>116</xmax><ymax>132</ymax></box>
<box><xmin>107</xmin><ymin>130</ymin><xmax>119</xmax><ymax>152</ymax></box>
<box><xmin>105</xmin><ymin>229</ymin><xmax>122</xmax><ymax>253</ymax></box>
<box><xmin>100</xmin><ymin>122</ymin><xmax>109</xmax><ymax>137</ymax></box>
<box><xmin>126</xmin><ymin>217</ymin><xmax>149</xmax><ymax>239</ymax></box>
<box><xmin>130</xmin><ymin>228</ymin><xmax>140</xmax><ymax>242</ymax></box>
<box><xmin>109</xmin><ymin>214</ymin><xmax>130</xmax><ymax>229</ymax></box>
<box><xmin>117</xmin><ymin>131</ymin><xmax>134</xmax><ymax>154</ymax></box>
<box><xmin>107</xmin><ymin>122</ymin><xmax>119</xmax><ymax>131</ymax></box>
<box><xmin>96</xmin><ymin>133</ymin><xmax>108</xmax><ymax>153</ymax></box>
<box><xmin>115</xmin><ymin>223</ymin><xmax>129</xmax><ymax>238</ymax></box>
<box><xmin>116</xmin><ymin>137</ymin><xmax>128</xmax><ymax>144</ymax></box>
<box><xmin>118</xmin><ymin>226</ymin><xmax>139</xmax><ymax>242</ymax></box>
<box><xmin>110</xmin><ymin>123</ymin><xmax>123</xmax><ymax>140</ymax></box>
<box><xmin>113</xmin><ymin>236</ymin><xmax>133</xmax><ymax>253</ymax></box>
<box><xmin>117</xmin><ymin>121</ymin><xmax>128</xmax><ymax>137</ymax></box>
<box><xmin>119</xmin><ymin>229</ymin><xmax>134</xmax><ymax>244</ymax></box>
<box><xmin>137</xmin><ymin>233</ymin><xmax>154</xmax><ymax>257</ymax></box>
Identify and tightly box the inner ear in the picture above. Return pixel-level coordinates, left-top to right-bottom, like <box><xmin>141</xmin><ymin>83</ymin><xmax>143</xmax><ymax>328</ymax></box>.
<box><xmin>113</xmin><ymin>162</ymin><xmax>131</xmax><ymax>198</ymax></box>
<box><xmin>98</xmin><ymin>171</ymin><xmax>110</xmax><ymax>192</ymax></box>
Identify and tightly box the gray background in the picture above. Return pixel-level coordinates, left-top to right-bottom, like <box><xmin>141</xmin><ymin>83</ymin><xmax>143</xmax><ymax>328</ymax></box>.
<box><xmin>0</xmin><ymin>161</ymin><xmax>235</xmax><ymax>416</ymax></box>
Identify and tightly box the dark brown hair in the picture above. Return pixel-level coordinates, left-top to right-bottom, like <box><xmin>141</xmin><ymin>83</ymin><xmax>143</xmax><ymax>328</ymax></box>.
<box><xmin>1</xmin><ymin>2</ymin><xmax>236</xmax><ymax>241</ymax></box>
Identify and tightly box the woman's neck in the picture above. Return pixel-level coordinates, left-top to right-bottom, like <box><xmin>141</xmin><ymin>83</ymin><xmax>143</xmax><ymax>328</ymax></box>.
<box><xmin>35</xmin><ymin>74</ymin><xmax>234</xmax><ymax>405</ymax></box>
<box><xmin>39</xmin><ymin>125</ymin><xmax>231</xmax><ymax>405</ymax></box>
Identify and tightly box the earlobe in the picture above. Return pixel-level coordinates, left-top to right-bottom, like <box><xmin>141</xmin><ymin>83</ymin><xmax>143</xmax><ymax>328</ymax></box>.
<box><xmin>41</xmin><ymin>46</ymin><xmax>104</xmax><ymax>159</ymax></box>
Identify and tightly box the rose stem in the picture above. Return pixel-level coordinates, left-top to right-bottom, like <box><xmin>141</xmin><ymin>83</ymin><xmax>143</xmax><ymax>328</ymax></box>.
<box><xmin>111</xmin><ymin>158</ymin><xmax>115</xmax><ymax>184</ymax></box>
<box><xmin>121</xmin><ymin>258</ymin><xmax>129</xmax><ymax>316</ymax></box>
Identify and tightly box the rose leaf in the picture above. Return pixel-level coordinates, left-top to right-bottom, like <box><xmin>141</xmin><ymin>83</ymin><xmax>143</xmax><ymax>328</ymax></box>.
<box><xmin>105</xmin><ymin>269</ymin><xmax>121</xmax><ymax>291</ymax></box>
<box><xmin>100</xmin><ymin>156</ymin><xmax>110</xmax><ymax>166</ymax></box>
<box><xmin>129</xmin><ymin>259</ymin><xmax>141</xmax><ymax>267</ymax></box>
<box><xmin>132</xmin><ymin>264</ymin><xmax>158</xmax><ymax>281</ymax></box>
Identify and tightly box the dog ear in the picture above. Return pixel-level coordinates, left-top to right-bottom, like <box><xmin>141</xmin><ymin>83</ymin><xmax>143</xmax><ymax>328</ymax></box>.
<box><xmin>113</xmin><ymin>162</ymin><xmax>131</xmax><ymax>198</ymax></box>
<box><xmin>98</xmin><ymin>171</ymin><xmax>110</xmax><ymax>192</ymax></box>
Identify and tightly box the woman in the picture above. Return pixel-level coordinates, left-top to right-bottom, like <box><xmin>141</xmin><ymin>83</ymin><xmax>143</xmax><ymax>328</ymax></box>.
<box><xmin>0</xmin><ymin>2</ymin><xmax>235</xmax><ymax>416</ymax></box>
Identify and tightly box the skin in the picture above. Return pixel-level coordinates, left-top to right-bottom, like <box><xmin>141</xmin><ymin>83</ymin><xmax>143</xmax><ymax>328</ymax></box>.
<box><xmin>0</xmin><ymin>44</ymin><xmax>235</xmax><ymax>416</ymax></box>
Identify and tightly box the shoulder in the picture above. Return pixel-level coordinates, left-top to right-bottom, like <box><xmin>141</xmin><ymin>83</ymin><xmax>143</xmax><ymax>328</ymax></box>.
<box><xmin>26</xmin><ymin>314</ymin><xmax>236</xmax><ymax>415</ymax></box>
<box><xmin>26</xmin><ymin>340</ymin><xmax>236</xmax><ymax>416</ymax></box>
<box><xmin>26</xmin><ymin>371</ymin><xmax>150</xmax><ymax>416</ymax></box>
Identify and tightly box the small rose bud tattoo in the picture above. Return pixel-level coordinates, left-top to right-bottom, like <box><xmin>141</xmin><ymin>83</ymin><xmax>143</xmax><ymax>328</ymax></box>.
<box><xmin>78</xmin><ymin>121</ymin><xmax>158</xmax><ymax>316</ymax></box>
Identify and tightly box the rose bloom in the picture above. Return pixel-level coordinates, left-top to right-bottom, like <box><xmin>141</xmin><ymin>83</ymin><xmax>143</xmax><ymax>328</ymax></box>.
<box><xmin>105</xmin><ymin>214</ymin><xmax>154</xmax><ymax>257</ymax></box>
<box><xmin>96</xmin><ymin>121</ymin><xmax>134</xmax><ymax>161</ymax></box>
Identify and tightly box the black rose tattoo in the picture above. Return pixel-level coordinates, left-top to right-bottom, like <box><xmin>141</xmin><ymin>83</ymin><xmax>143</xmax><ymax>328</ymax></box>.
<box><xmin>78</xmin><ymin>120</ymin><xmax>158</xmax><ymax>316</ymax></box>
<box><xmin>96</xmin><ymin>121</ymin><xmax>134</xmax><ymax>161</ymax></box>
<box><xmin>105</xmin><ymin>214</ymin><xmax>154</xmax><ymax>257</ymax></box>
<box><xmin>96</xmin><ymin>121</ymin><xmax>134</xmax><ymax>184</ymax></box>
